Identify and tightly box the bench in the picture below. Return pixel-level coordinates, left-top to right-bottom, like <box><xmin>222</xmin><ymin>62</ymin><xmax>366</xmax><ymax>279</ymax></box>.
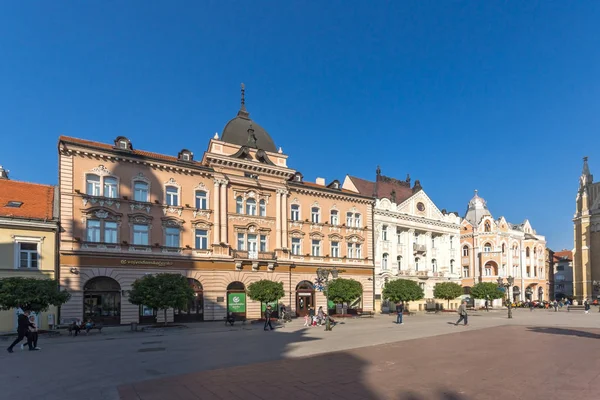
<box><xmin>68</xmin><ymin>322</ymin><xmax>103</xmax><ymax>336</ymax></box>
<box><xmin>224</xmin><ymin>316</ymin><xmax>247</xmax><ymax>326</ymax></box>
<box><xmin>356</xmin><ymin>311</ymin><xmax>375</xmax><ymax>318</ymax></box>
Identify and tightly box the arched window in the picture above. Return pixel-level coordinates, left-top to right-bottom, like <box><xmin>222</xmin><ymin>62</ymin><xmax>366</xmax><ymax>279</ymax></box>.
<box><xmin>259</xmin><ymin>199</ymin><xmax>266</xmax><ymax>217</ymax></box>
<box><xmin>450</xmin><ymin>259</ymin><xmax>455</xmax><ymax>273</ymax></box>
<box><xmin>382</xmin><ymin>225</ymin><xmax>388</xmax><ymax>241</ymax></box>
<box><xmin>290</xmin><ymin>204</ymin><xmax>300</xmax><ymax>221</ymax></box>
<box><xmin>484</xmin><ymin>221</ymin><xmax>491</xmax><ymax>232</ymax></box>
<box><xmin>502</xmin><ymin>243</ymin><xmax>505</xmax><ymax>254</ymax></box>
<box><xmin>415</xmin><ymin>257</ymin><xmax>420</xmax><ymax>271</ymax></box>
<box><xmin>195</xmin><ymin>190</ymin><xmax>207</xmax><ymax>210</ymax></box>
<box><xmin>484</xmin><ymin>243</ymin><xmax>492</xmax><ymax>253</ymax></box>
<box><xmin>382</xmin><ymin>253</ymin><xmax>388</xmax><ymax>270</ymax></box>
<box><xmin>86</xmin><ymin>174</ymin><xmax>101</xmax><ymax>196</ymax></box>
<box><xmin>246</xmin><ymin>198</ymin><xmax>257</xmax><ymax>215</ymax></box>
<box><xmin>462</xmin><ymin>245</ymin><xmax>469</xmax><ymax>257</ymax></box>
<box><xmin>311</xmin><ymin>207</ymin><xmax>320</xmax><ymax>223</ymax></box>
<box><xmin>103</xmin><ymin>177</ymin><xmax>118</xmax><ymax>198</ymax></box>
<box><xmin>133</xmin><ymin>181</ymin><xmax>149</xmax><ymax>202</ymax></box>
<box><xmin>397</xmin><ymin>255</ymin><xmax>402</xmax><ymax>270</ymax></box>
<box><xmin>166</xmin><ymin>186</ymin><xmax>179</xmax><ymax>206</ymax></box>
<box><xmin>236</xmin><ymin>196</ymin><xmax>244</xmax><ymax>214</ymax></box>
<box><xmin>432</xmin><ymin>259</ymin><xmax>437</xmax><ymax>272</ymax></box>
<box><xmin>526</xmin><ymin>247</ymin><xmax>530</xmax><ymax>257</ymax></box>
<box><xmin>512</xmin><ymin>244</ymin><xmax>518</xmax><ymax>257</ymax></box>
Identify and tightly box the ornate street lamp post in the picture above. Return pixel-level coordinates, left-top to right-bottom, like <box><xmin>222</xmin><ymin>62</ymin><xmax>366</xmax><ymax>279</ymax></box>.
<box><xmin>315</xmin><ymin>267</ymin><xmax>341</xmax><ymax>331</ymax></box>
<box><xmin>593</xmin><ymin>280</ymin><xmax>600</xmax><ymax>312</ymax></box>
<box><xmin>497</xmin><ymin>276</ymin><xmax>514</xmax><ymax>319</ymax></box>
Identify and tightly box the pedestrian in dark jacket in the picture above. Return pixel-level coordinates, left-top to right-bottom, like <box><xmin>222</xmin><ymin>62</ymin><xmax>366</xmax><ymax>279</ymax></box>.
<box><xmin>584</xmin><ymin>299</ymin><xmax>591</xmax><ymax>314</ymax></box>
<box><xmin>455</xmin><ymin>301</ymin><xmax>468</xmax><ymax>326</ymax></box>
<box><xmin>396</xmin><ymin>302</ymin><xmax>404</xmax><ymax>324</ymax></box>
<box><xmin>264</xmin><ymin>305</ymin><xmax>274</xmax><ymax>331</ymax></box>
<box><xmin>7</xmin><ymin>311</ymin><xmax>35</xmax><ymax>353</ymax></box>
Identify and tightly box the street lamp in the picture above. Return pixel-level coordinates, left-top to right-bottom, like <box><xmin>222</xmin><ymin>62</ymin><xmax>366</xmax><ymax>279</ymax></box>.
<box><xmin>315</xmin><ymin>267</ymin><xmax>342</xmax><ymax>331</ymax></box>
<box><xmin>497</xmin><ymin>276</ymin><xmax>514</xmax><ymax>319</ymax></box>
<box><xmin>593</xmin><ymin>280</ymin><xmax>600</xmax><ymax>312</ymax></box>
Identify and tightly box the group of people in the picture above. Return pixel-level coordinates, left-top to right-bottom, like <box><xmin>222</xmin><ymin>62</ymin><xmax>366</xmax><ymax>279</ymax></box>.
<box><xmin>6</xmin><ymin>310</ymin><xmax>41</xmax><ymax>353</ymax></box>
<box><xmin>303</xmin><ymin>306</ymin><xmax>335</xmax><ymax>327</ymax></box>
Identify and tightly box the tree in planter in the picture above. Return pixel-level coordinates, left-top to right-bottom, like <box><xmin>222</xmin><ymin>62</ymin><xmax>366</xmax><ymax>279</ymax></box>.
<box><xmin>247</xmin><ymin>280</ymin><xmax>285</xmax><ymax>317</ymax></box>
<box><xmin>470</xmin><ymin>282</ymin><xmax>504</xmax><ymax>306</ymax></box>
<box><xmin>0</xmin><ymin>277</ymin><xmax>71</xmax><ymax>314</ymax></box>
<box><xmin>382</xmin><ymin>279</ymin><xmax>424</xmax><ymax>312</ymax></box>
<box><xmin>128</xmin><ymin>273</ymin><xmax>194</xmax><ymax>326</ymax></box>
<box><xmin>326</xmin><ymin>278</ymin><xmax>363</xmax><ymax>313</ymax></box>
<box><xmin>433</xmin><ymin>282</ymin><xmax>463</xmax><ymax>310</ymax></box>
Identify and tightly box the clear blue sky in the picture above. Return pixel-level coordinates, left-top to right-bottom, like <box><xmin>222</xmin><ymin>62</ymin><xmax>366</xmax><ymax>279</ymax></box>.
<box><xmin>1</xmin><ymin>2</ymin><xmax>599</xmax><ymax>250</ymax></box>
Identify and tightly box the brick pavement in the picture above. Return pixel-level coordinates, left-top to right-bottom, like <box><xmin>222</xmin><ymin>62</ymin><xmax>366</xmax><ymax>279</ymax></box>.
<box><xmin>119</xmin><ymin>325</ymin><xmax>600</xmax><ymax>400</ymax></box>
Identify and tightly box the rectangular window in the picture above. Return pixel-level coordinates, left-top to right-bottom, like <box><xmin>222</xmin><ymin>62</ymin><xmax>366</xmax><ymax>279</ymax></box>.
<box><xmin>246</xmin><ymin>200</ymin><xmax>257</xmax><ymax>216</ymax></box>
<box><xmin>355</xmin><ymin>213</ymin><xmax>362</xmax><ymax>227</ymax></box>
<box><xmin>355</xmin><ymin>244</ymin><xmax>362</xmax><ymax>259</ymax></box>
<box><xmin>382</xmin><ymin>225</ymin><xmax>388</xmax><ymax>241</ymax></box>
<box><xmin>331</xmin><ymin>241</ymin><xmax>339</xmax><ymax>258</ymax></box>
<box><xmin>311</xmin><ymin>208</ymin><xmax>320</xmax><ymax>223</ymax></box>
<box><xmin>291</xmin><ymin>238</ymin><xmax>301</xmax><ymax>255</ymax></box>
<box><xmin>346</xmin><ymin>212</ymin><xmax>353</xmax><ymax>226</ymax></box>
<box><xmin>259</xmin><ymin>201</ymin><xmax>266</xmax><ymax>217</ymax></box>
<box><xmin>195</xmin><ymin>229</ymin><xmax>208</xmax><ymax>249</ymax></box>
<box><xmin>291</xmin><ymin>205</ymin><xmax>300</xmax><ymax>221</ymax></box>
<box><xmin>133</xmin><ymin>224</ymin><xmax>149</xmax><ymax>245</ymax></box>
<box><xmin>104</xmin><ymin>177</ymin><xmax>118</xmax><ymax>198</ymax></box>
<box><xmin>330</xmin><ymin>210</ymin><xmax>339</xmax><ymax>225</ymax></box>
<box><xmin>19</xmin><ymin>242</ymin><xmax>39</xmax><ymax>269</ymax></box>
<box><xmin>134</xmin><ymin>182</ymin><xmax>149</xmax><ymax>202</ymax></box>
<box><xmin>260</xmin><ymin>235</ymin><xmax>267</xmax><ymax>252</ymax></box>
<box><xmin>247</xmin><ymin>234</ymin><xmax>258</xmax><ymax>257</ymax></box>
<box><xmin>166</xmin><ymin>186</ymin><xmax>179</xmax><ymax>206</ymax></box>
<box><xmin>86</xmin><ymin>175</ymin><xmax>101</xmax><ymax>196</ymax></box>
<box><xmin>311</xmin><ymin>239</ymin><xmax>321</xmax><ymax>256</ymax></box>
<box><xmin>104</xmin><ymin>221</ymin><xmax>118</xmax><ymax>244</ymax></box>
<box><xmin>557</xmin><ymin>265</ymin><xmax>564</xmax><ymax>271</ymax></box>
<box><xmin>449</xmin><ymin>236</ymin><xmax>453</xmax><ymax>249</ymax></box>
<box><xmin>462</xmin><ymin>266</ymin><xmax>469</xmax><ymax>278</ymax></box>
<box><xmin>165</xmin><ymin>227</ymin><xmax>180</xmax><ymax>247</ymax></box>
<box><xmin>237</xmin><ymin>233</ymin><xmax>245</xmax><ymax>250</ymax></box>
<box><xmin>195</xmin><ymin>191</ymin><xmax>207</xmax><ymax>209</ymax></box>
<box><xmin>86</xmin><ymin>220</ymin><xmax>101</xmax><ymax>242</ymax></box>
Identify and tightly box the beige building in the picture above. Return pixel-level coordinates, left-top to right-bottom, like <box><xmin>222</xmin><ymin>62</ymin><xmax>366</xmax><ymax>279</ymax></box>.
<box><xmin>460</xmin><ymin>191</ymin><xmax>548</xmax><ymax>305</ymax></box>
<box><xmin>58</xmin><ymin>88</ymin><xmax>374</xmax><ymax>325</ymax></box>
<box><xmin>0</xmin><ymin>166</ymin><xmax>59</xmax><ymax>332</ymax></box>
<box><xmin>573</xmin><ymin>157</ymin><xmax>600</xmax><ymax>301</ymax></box>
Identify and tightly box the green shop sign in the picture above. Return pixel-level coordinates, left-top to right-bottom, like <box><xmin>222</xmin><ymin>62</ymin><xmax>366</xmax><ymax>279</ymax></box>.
<box><xmin>228</xmin><ymin>293</ymin><xmax>246</xmax><ymax>313</ymax></box>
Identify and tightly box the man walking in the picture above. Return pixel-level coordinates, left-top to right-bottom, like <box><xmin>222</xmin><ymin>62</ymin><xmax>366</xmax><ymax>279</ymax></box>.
<box><xmin>7</xmin><ymin>311</ymin><xmax>35</xmax><ymax>353</ymax></box>
<box><xmin>396</xmin><ymin>301</ymin><xmax>404</xmax><ymax>325</ymax></box>
<box><xmin>484</xmin><ymin>299</ymin><xmax>489</xmax><ymax>312</ymax></box>
<box><xmin>553</xmin><ymin>300</ymin><xmax>558</xmax><ymax>312</ymax></box>
<box><xmin>584</xmin><ymin>298</ymin><xmax>590</xmax><ymax>314</ymax></box>
<box><xmin>455</xmin><ymin>301</ymin><xmax>468</xmax><ymax>326</ymax></box>
<box><xmin>264</xmin><ymin>305</ymin><xmax>274</xmax><ymax>331</ymax></box>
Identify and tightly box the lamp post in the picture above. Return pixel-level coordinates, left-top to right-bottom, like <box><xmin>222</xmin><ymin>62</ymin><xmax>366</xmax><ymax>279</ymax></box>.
<box><xmin>497</xmin><ymin>276</ymin><xmax>514</xmax><ymax>319</ymax></box>
<box><xmin>593</xmin><ymin>280</ymin><xmax>600</xmax><ymax>312</ymax></box>
<box><xmin>315</xmin><ymin>267</ymin><xmax>341</xmax><ymax>331</ymax></box>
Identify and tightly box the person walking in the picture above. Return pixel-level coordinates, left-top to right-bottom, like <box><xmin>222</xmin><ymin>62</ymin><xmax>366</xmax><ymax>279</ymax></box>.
<box><xmin>7</xmin><ymin>311</ymin><xmax>35</xmax><ymax>353</ymax></box>
<box><xmin>484</xmin><ymin>299</ymin><xmax>489</xmax><ymax>312</ymax></box>
<box><xmin>22</xmin><ymin>315</ymin><xmax>41</xmax><ymax>351</ymax></box>
<box><xmin>455</xmin><ymin>301</ymin><xmax>468</xmax><ymax>326</ymax></box>
<box><xmin>264</xmin><ymin>305</ymin><xmax>274</xmax><ymax>331</ymax></box>
<box><xmin>529</xmin><ymin>301</ymin><xmax>535</xmax><ymax>312</ymax></box>
<box><xmin>584</xmin><ymin>299</ymin><xmax>591</xmax><ymax>314</ymax></box>
<box><xmin>396</xmin><ymin>301</ymin><xmax>404</xmax><ymax>324</ymax></box>
<box><xmin>553</xmin><ymin>300</ymin><xmax>558</xmax><ymax>312</ymax></box>
<box><xmin>308</xmin><ymin>306</ymin><xmax>315</xmax><ymax>327</ymax></box>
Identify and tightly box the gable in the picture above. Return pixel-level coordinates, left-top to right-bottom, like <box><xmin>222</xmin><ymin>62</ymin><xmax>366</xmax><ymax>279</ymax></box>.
<box><xmin>396</xmin><ymin>190</ymin><xmax>444</xmax><ymax>221</ymax></box>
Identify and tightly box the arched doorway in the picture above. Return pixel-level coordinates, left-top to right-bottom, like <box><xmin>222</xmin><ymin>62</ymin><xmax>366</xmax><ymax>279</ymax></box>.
<box><xmin>227</xmin><ymin>281</ymin><xmax>246</xmax><ymax>319</ymax></box>
<box><xmin>525</xmin><ymin>286</ymin><xmax>534</xmax><ymax>301</ymax></box>
<box><xmin>84</xmin><ymin>277</ymin><xmax>121</xmax><ymax>325</ymax></box>
<box><xmin>538</xmin><ymin>286</ymin><xmax>544</xmax><ymax>302</ymax></box>
<box><xmin>484</xmin><ymin>261</ymin><xmax>498</xmax><ymax>276</ymax></box>
<box><xmin>295</xmin><ymin>281</ymin><xmax>314</xmax><ymax>317</ymax></box>
<box><xmin>174</xmin><ymin>279</ymin><xmax>204</xmax><ymax>323</ymax></box>
<box><xmin>513</xmin><ymin>286</ymin><xmax>521</xmax><ymax>302</ymax></box>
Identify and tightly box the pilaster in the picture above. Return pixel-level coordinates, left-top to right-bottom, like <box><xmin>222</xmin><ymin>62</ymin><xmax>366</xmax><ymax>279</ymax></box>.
<box><xmin>212</xmin><ymin>179</ymin><xmax>220</xmax><ymax>244</ymax></box>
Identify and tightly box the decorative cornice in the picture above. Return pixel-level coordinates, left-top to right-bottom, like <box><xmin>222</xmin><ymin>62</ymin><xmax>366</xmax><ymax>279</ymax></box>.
<box><xmin>375</xmin><ymin>210</ymin><xmax>460</xmax><ymax>230</ymax></box>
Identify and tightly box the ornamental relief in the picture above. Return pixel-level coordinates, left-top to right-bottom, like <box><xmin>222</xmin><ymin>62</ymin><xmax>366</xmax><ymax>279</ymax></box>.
<box><xmin>234</xmin><ymin>224</ymin><xmax>270</xmax><ymax>234</ymax></box>
<box><xmin>328</xmin><ymin>226</ymin><xmax>342</xmax><ymax>233</ymax></box>
<box><xmin>309</xmin><ymin>232</ymin><xmax>325</xmax><ymax>240</ymax></box>
<box><xmin>82</xmin><ymin>197</ymin><xmax>121</xmax><ymax>209</ymax></box>
<box><xmin>328</xmin><ymin>233</ymin><xmax>344</xmax><ymax>240</ymax></box>
<box><xmin>132</xmin><ymin>172</ymin><xmax>150</xmax><ymax>184</ymax></box>
<box><xmin>345</xmin><ymin>234</ymin><xmax>365</xmax><ymax>244</ymax></box>
<box><xmin>228</xmin><ymin>215</ymin><xmax>275</xmax><ymax>225</ymax></box>
<box><xmin>289</xmin><ymin>230</ymin><xmax>305</xmax><ymax>238</ymax></box>
<box><xmin>164</xmin><ymin>177</ymin><xmax>181</xmax><ymax>188</ymax></box>
<box><xmin>193</xmin><ymin>210</ymin><xmax>212</xmax><ymax>219</ymax></box>
<box><xmin>290</xmin><ymin>221</ymin><xmax>303</xmax><ymax>229</ymax></box>
<box><xmin>89</xmin><ymin>165</ymin><xmax>112</xmax><ymax>176</ymax></box>
<box><xmin>233</xmin><ymin>189</ymin><xmax>270</xmax><ymax>204</ymax></box>
<box><xmin>162</xmin><ymin>206</ymin><xmax>183</xmax><ymax>217</ymax></box>
<box><xmin>130</xmin><ymin>203</ymin><xmax>151</xmax><ymax>213</ymax></box>
<box><xmin>82</xmin><ymin>207</ymin><xmax>122</xmax><ymax>221</ymax></box>
<box><xmin>291</xmin><ymin>197</ymin><xmax>300</xmax><ymax>205</ymax></box>
<box><xmin>161</xmin><ymin>218</ymin><xmax>183</xmax><ymax>228</ymax></box>
<box><xmin>310</xmin><ymin>224</ymin><xmax>323</xmax><ymax>232</ymax></box>
<box><xmin>128</xmin><ymin>214</ymin><xmax>153</xmax><ymax>224</ymax></box>
<box><xmin>192</xmin><ymin>220</ymin><xmax>212</xmax><ymax>230</ymax></box>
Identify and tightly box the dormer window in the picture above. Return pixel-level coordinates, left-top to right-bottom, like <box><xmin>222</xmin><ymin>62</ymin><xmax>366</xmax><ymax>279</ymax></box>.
<box><xmin>6</xmin><ymin>201</ymin><xmax>23</xmax><ymax>208</ymax></box>
<box><xmin>293</xmin><ymin>172</ymin><xmax>303</xmax><ymax>183</ymax></box>
<box><xmin>327</xmin><ymin>180</ymin><xmax>341</xmax><ymax>190</ymax></box>
<box><xmin>113</xmin><ymin>136</ymin><xmax>132</xmax><ymax>151</ymax></box>
<box><xmin>118</xmin><ymin>140</ymin><xmax>128</xmax><ymax>149</ymax></box>
<box><xmin>178</xmin><ymin>149</ymin><xmax>193</xmax><ymax>162</ymax></box>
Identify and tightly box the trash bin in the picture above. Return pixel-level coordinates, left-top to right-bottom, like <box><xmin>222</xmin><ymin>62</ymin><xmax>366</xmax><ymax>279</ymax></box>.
<box><xmin>131</xmin><ymin>322</ymin><xmax>138</xmax><ymax>332</ymax></box>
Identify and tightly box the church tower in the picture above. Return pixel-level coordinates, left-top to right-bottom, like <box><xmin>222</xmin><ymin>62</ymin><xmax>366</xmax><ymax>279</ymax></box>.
<box><xmin>573</xmin><ymin>157</ymin><xmax>600</xmax><ymax>301</ymax></box>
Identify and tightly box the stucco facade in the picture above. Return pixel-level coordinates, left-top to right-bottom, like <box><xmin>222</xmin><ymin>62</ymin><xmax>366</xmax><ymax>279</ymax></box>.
<box><xmin>58</xmin><ymin>92</ymin><xmax>374</xmax><ymax>325</ymax></box>
<box><xmin>460</xmin><ymin>191</ymin><xmax>548</xmax><ymax>306</ymax></box>
<box><xmin>573</xmin><ymin>157</ymin><xmax>600</xmax><ymax>301</ymax></box>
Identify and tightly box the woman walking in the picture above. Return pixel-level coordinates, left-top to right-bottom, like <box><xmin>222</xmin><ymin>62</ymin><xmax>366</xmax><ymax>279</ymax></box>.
<box><xmin>22</xmin><ymin>315</ymin><xmax>41</xmax><ymax>350</ymax></box>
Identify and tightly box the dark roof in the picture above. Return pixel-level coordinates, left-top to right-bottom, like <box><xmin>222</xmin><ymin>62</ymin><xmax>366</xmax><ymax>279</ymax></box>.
<box><xmin>349</xmin><ymin>174</ymin><xmax>414</xmax><ymax>203</ymax></box>
<box><xmin>0</xmin><ymin>179</ymin><xmax>55</xmax><ymax>220</ymax></box>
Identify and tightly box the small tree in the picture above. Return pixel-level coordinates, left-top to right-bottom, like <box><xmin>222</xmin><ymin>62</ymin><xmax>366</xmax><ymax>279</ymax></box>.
<box><xmin>433</xmin><ymin>282</ymin><xmax>463</xmax><ymax>310</ymax></box>
<box><xmin>471</xmin><ymin>282</ymin><xmax>504</xmax><ymax>304</ymax></box>
<box><xmin>0</xmin><ymin>277</ymin><xmax>71</xmax><ymax>313</ymax></box>
<box><xmin>128</xmin><ymin>273</ymin><xmax>194</xmax><ymax>325</ymax></box>
<box><xmin>247</xmin><ymin>280</ymin><xmax>285</xmax><ymax>316</ymax></box>
<box><xmin>326</xmin><ymin>278</ymin><xmax>363</xmax><ymax>308</ymax></box>
<box><xmin>382</xmin><ymin>279</ymin><xmax>424</xmax><ymax>310</ymax></box>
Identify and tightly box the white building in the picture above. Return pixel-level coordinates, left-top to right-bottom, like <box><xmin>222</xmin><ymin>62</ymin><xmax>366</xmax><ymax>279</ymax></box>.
<box><xmin>343</xmin><ymin>168</ymin><xmax>462</xmax><ymax>312</ymax></box>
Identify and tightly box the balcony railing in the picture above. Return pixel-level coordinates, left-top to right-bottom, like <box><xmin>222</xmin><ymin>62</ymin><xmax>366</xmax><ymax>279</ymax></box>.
<box><xmin>232</xmin><ymin>250</ymin><xmax>276</xmax><ymax>260</ymax></box>
<box><xmin>413</xmin><ymin>243</ymin><xmax>427</xmax><ymax>253</ymax></box>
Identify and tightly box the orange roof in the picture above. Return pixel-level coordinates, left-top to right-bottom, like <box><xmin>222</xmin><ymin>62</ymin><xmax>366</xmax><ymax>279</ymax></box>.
<box><xmin>0</xmin><ymin>179</ymin><xmax>55</xmax><ymax>220</ymax></box>
<box><xmin>553</xmin><ymin>250</ymin><xmax>572</xmax><ymax>260</ymax></box>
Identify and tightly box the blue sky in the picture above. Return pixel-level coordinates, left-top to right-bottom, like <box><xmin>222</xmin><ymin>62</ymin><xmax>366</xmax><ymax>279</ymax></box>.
<box><xmin>1</xmin><ymin>2</ymin><xmax>599</xmax><ymax>250</ymax></box>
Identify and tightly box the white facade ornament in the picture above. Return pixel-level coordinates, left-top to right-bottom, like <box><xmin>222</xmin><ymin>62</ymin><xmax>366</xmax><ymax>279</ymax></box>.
<box><xmin>214</xmin><ymin>132</ymin><xmax>219</xmax><ymax>139</ymax></box>
<box><xmin>89</xmin><ymin>165</ymin><xmax>111</xmax><ymax>176</ymax></box>
<box><xmin>95</xmin><ymin>210</ymin><xmax>109</xmax><ymax>219</ymax></box>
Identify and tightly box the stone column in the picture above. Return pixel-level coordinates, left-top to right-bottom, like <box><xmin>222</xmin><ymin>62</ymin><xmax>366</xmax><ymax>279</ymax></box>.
<box><xmin>281</xmin><ymin>189</ymin><xmax>288</xmax><ymax>248</ymax></box>
<box><xmin>213</xmin><ymin>179</ymin><xmax>220</xmax><ymax>244</ymax></box>
<box><xmin>407</xmin><ymin>229</ymin><xmax>415</xmax><ymax>271</ymax></box>
<box><xmin>220</xmin><ymin>180</ymin><xmax>228</xmax><ymax>244</ymax></box>
<box><xmin>275</xmin><ymin>190</ymin><xmax>282</xmax><ymax>249</ymax></box>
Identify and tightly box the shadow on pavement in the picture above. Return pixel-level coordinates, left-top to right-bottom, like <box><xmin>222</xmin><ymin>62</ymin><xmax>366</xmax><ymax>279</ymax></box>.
<box><xmin>527</xmin><ymin>326</ymin><xmax>600</xmax><ymax>339</ymax></box>
<box><xmin>401</xmin><ymin>391</ymin><xmax>467</xmax><ymax>400</ymax></box>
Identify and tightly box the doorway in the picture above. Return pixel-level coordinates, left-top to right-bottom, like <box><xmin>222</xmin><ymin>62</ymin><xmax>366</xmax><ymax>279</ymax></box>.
<box><xmin>295</xmin><ymin>281</ymin><xmax>315</xmax><ymax>317</ymax></box>
<box><xmin>174</xmin><ymin>279</ymin><xmax>204</xmax><ymax>323</ymax></box>
<box><xmin>227</xmin><ymin>281</ymin><xmax>246</xmax><ymax>319</ymax></box>
<box><xmin>83</xmin><ymin>277</ymin><xmax>121</xmax><ymax>325</ymax></box>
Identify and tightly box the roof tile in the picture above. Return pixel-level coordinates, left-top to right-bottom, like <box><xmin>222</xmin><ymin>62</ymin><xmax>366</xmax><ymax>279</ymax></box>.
<box><xmin>0</xmin><ymin>180</ymin><xmax>55</xmax><ymax>220</ymax></box>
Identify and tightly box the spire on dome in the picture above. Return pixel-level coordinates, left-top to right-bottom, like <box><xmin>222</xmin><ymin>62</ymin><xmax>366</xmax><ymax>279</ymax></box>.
<box><xmin>237</xmin><ymin>83</ymin><xmax>250</xmax><ymax>118</ymax></box>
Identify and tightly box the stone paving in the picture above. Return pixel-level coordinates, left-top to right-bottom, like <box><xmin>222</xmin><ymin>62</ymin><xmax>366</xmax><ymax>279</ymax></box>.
<box><xmin>1</xmin><ymin>309</ymin><xmax>599</xmax><ymax>400</ymax></box>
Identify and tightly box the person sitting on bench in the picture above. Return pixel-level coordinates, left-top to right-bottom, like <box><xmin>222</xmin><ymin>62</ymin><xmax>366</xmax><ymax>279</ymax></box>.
<box><xmin>226</xmin><ymin>312</ymin><xmax>235</xmax><ymax>326</ymax></box>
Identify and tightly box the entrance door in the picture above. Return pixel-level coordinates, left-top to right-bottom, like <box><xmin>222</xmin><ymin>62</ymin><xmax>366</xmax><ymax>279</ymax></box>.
<box><xmin>83</xmin><ymin>277</ymin><xmax>121</xmax><ymax>325</ymax></box>
<box><xmin>227</xmin><ymin>281</ymin><xmax>246</xmax><ymax>319</ymax></box>
<box><xmin>295</xmin><ymin>281</ymin><xmax>315</xmax><ymax>317</ymax></box>
<box><xmin>175</xmin><ymin>279</ymin><xmax>204</xmax><ymax>323</ymax></box>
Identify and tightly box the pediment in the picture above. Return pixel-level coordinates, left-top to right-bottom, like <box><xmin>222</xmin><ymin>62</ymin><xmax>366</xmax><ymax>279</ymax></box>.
<box><xmin>396</xmin><ymin>190</ymin><xmax>444</xmax><ymax>220</ymax></box>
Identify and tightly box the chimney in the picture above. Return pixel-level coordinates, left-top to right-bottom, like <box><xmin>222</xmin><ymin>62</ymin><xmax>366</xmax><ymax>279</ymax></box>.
<box><xmin>0</xmin><ymin>165</ymin><xmax>9</xmax><ymax>180</ymax></box>
<box><xmin>316</xmin><ymin>177</ymin><xmax>326</xmax><ymax>186</ymax></box>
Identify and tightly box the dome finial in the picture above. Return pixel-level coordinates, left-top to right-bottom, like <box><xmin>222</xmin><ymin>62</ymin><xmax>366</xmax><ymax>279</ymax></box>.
<box><xmin>237</xmin><ymin>83</ymin><xmax>250</xmax><ymax>118</ymax></box>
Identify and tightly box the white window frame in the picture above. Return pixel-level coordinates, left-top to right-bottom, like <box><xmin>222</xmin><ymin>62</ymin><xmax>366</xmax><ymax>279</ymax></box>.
<box><xmin>450</xmin><ymin>259</ymin><xmax>454</xmax><ymax>274</ymax></box>
<box><xmin>103</xmin><ymin>177</ymin><xmax>119</xmax><ymax>198</ymax></box>
<box><xmin>291</xmin><ymin>204</ymin><xmax>300</xmax><ymax>221</ymax></box>
<box><xmin>382</xmin><ymin>225</ymin><xmax>388</xmax><ymax>241</ymax></box>
<box><xmin>133</xmin><ymin>181</ymin><xmax>149</xmax><ymax>202</ymax></box>
<box><xmin>86</xmin><ymin>219</ymin><xmax>101</xmax><ymax>242</ymax></box>
<box><xmin>237</xmin><ymin>233</ymin><xmax>245</xmax><ymax>250</ymax></box>
<box><xmin>104</xmin><ymin>221</ymin><xmax>118</xmax><ymax>244</ymax></box>
<box><xmin>86</xmin><ymin>219</ymin><xmax>118</xmax><ymax>243</ymax></box>
<box><xmin>346</xmin><ymin>212</ymin><xmax>353</xmax><ymax>226</ymax></box>
<box><xmin>311</xmin><ymin>207</ymin><xmax>321</xmax><ymax>224</ymax></box>
<box><xmin>260</xmin><ymin>234</ymin><xmax>268</xmax><ymax>252</ymax></box>
<box><xmin>132</xmin><ymin>224</ymin><xmax>149</xmax><ymax>245</ymax></box>
<box><xmin>13</xmin><ymin>236</ymin><xmax>43</xmax><ymax>270</ymax></box>
<box><xmin>247</xmin><ymin>234</ymin><xmax>258</xmax><ymax>258</ymax></box>
<box><xmin>259</xmin><ymin>200</ymin><xmax>267</xmax><ymax>217</ymax></box>
<box><xmin>165</xmin><ymin>227</ymin><xmax>180</xmax><ymax>248</ymax></box>
<box><xmin>484</xmin><ymin>243</ymin><xmax>492</xmax><ymax>253</ymax></box>
<box><xmin>246</xmin><ymin>198</ymin><xmax>257</xmax><ymax>216</ymax></box>
<box><xmin>236</xmin><ymin>197</ymin><xmax>244</xmax><ymax>214</ymax></box>
<box><xmin>331</xmin><ymin>241</ymin><xmax>340</xmax><ymax>258</ymax></box>
<box><xmin>415</xmin><ymin>258</ymin><xmax>420</xmax><ymax>271</ymax></box>
<box><xmin>311</xmin><ymin>239</ymin><xmax>321</xmax><ymax>257</ymax></box>
<box><xmin>432</xmin><ymin>259</ymin><xmax>437</xmax><ymax>272</ymax></box>
<box><xmin>330</xmin><ymin>210</ymin><xmax>339</xmax><ymax>226</ymax></box>
<box><xmin>165</xmin><ymin>186</ymin><xmax>179</xmax><ymax>206</ymax></box>
<box><xmin>195</xmin><ymin>190</ymin><xmax>208</xmax><ymax>210</ymax></box>
<box><xmin>86</xmin><ymin>174</ymin><xmax>101</xmax><ymax>196</ymax></box>
<box><xmin>462</xmin><ymin>266</ymin><xmax>469</xmax><ymax>278</ymax></box>
<box><xmin>354</xmin><ymin>213</ymin><xmax>362</xmax><ymax>227</ymax></box>
<box><xmin>462</xmin><ymin>246</ymin><xmax>469</xmax><ymax>257</ymax></box>
<box><xmin>195</xmin><ymin>229</ymin><xmax>209</xmax><ymax>250</ymax></box>
<box><xmin>291</xmin><ymin>237</ymin><xmax>301</xmax><ymax>255</ymax></box>
<box><xmin>382</xmin><ymin>253</ymin><xmax>388</xmax><ymax>270</ymax></box>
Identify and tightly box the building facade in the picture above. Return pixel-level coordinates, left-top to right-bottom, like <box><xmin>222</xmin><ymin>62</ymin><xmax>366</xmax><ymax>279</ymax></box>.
<box><xmin>553</xmin><ymin>250</ymin><xmax>573</xmax><ymax>300</ymax></box>
<box><xmin>58</xmin><ymin>90</ymin><xmax>374</xmax><ymax>325</ymax></box>
<box><xmin>0</xmin><ymin>167</ymin><xmax>59</xmax><ymax>332</ymax></box>
<box><xmin>460</xmin><ymin>191</ymin><xmax>548</xmax><ymax>306</ymax></box>
<box><xmin>573</xmin><ymin>157</ymin><xmax>600</xmax><ymax>302</ymax></box>
<box><xmin>343</xmin><ymin>169</ymin><xmax>462</xmax><ymax>312</ymax></box>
